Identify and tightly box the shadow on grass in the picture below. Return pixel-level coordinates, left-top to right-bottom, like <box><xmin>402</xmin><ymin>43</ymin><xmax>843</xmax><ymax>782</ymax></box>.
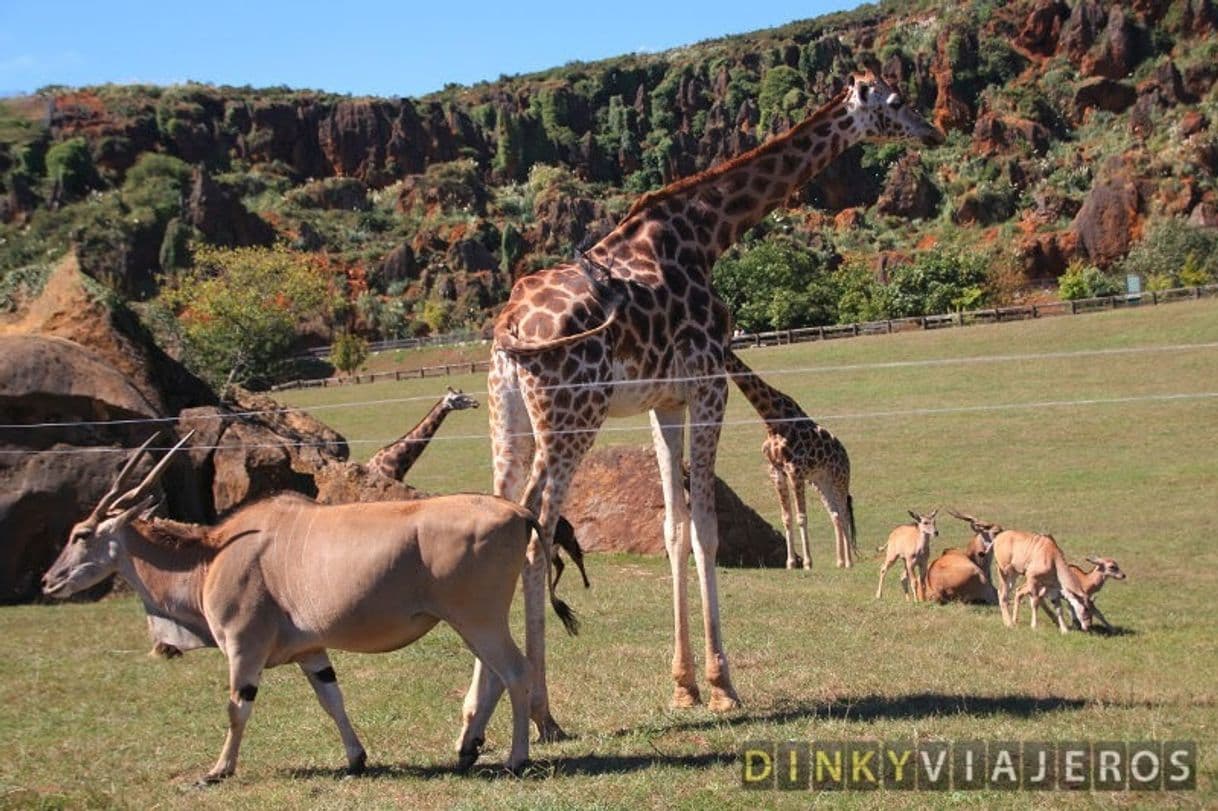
<box><xmin>607</xmin><ymin>691</ymin><xmax>1092</xmax><ymax>739</ymax></box>
<box><xmin>281</xmin><ymin>751</ymin><xmax>735</xmax><ymax>781</ymax></box>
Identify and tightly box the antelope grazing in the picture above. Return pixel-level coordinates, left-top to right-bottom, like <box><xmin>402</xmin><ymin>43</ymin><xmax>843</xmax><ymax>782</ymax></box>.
<box><xmin>1049</xmin><ymin>556</ymin><xmax>1127</xmax><ymax>630</ymax></box>
<box><xmin>925</xmin><ymin>510</ymin><xmax>1003</xmax><ymax>605</ymax></box>
<box><xmin>41</xmin><ymin>434</ymin><xmax>578</xmax><ymax>781</ymax></box>
<box><xmin>875</xmin><ymin>510</ymin><xmax>939</xmax><ymax>601</ymax></box>
<box><xmin>989</xmin><ymin>525</ymin><xmax>1092</xmax><ymax>633</ymax></box>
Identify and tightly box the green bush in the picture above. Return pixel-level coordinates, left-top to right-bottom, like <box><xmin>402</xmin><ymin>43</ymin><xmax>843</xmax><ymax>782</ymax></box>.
<box><xmin>713</xmin><ymin>237</ymin><xmax>839</xmax><ymax>331</ymax></box>
<box><xmin>330</xmin><ymin>330</ymin><xmax>370</xmax><ymax>376</ymax></box>
<box><xmin>122</xmin><ymin>152</ymin><xmax>191</xmax><ymax>223</ymax></box>
<box><xmin>758</xmin><ymin>66</ymin><xmax>805</xmax><ymax>130</ymax></box>
<box><xmin>1057</xmin><ymin>260</ymin><xmax>1123</xmax><ymax>300</ymax></box>
<box><xmin>45</xmin><ymin>137</ymin><xmax>96</xmax><ymax>198</ymax></box>
<box><xmin>1117</xmin><ymin>218</ymin><xmax>1218</xmax><ymax>288</ymax></box>
<box><xmin>880</xmin><ymin>248</ymin><xmax>989</xmax><ymax>317</ymax></box>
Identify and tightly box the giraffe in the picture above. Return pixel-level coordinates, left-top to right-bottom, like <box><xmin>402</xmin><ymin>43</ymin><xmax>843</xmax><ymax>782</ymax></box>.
<box><xmin>366</xmin><ymin>387</ymin><xmax>479</xmax><ymax>482</ymax></box>
<box><xmin>456</xmin><ymin>73</ymin><xmax>943</xmax><ymax>749</ymax></box>
<box><xmin>723</xmin><ymin>350</ymin><xmax>856</xmax><ymax>570</ymax></box>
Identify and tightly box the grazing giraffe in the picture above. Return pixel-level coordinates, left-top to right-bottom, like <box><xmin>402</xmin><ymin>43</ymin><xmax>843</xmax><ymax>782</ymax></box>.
<box><xmin>365</xmin><ymin>387</ymin><xmax>479</xmax><ymax>482</ymax></box>
<box><xmin>724</xmin><ymin>350</ymin><xmax>856</xmax><ymax>570</ymax></box>
<box><xmin>460</xmin><ymin>73</ymin><xmax>943</xmax><ymax>745</ymax></box>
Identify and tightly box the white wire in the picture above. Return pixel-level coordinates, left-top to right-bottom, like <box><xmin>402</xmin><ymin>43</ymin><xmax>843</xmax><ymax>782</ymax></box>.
<box><xmin>5</xmin><ymin>390</ymin><xmax>1215</xmax><ymax>456</ymax></box>
<box><xmin>3</xmin><ymin>341</ymin><xmax>1216</xmax><ymax>431</ymax></box>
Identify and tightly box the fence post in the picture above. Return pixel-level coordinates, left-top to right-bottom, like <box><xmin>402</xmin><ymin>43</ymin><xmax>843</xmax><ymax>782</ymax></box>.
<box><xmin>1070</xmin><ymin>300</ymin><xmax>1078</xmax><ymax>315</ymax></box>
<box><xmin>1196</xmin><ymin>287</ymin><xmax>1202</xmax><ymax>300</ymax></box>
<box><xmin>1152</xmin><ymin>290</ymin><xmax>1158</xmax><ymax>305</ymax></box>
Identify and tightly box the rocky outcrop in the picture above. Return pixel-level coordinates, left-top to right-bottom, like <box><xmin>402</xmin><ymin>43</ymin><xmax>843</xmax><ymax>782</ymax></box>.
<box><xmin>185</xmin><ymin>168</ymin><xmax>276</xmax><ymax>248</ymax></box>
<box><xmin>973</xmin><ymin>114</ymin><xmax>1052</xmax><ymax>156</ymax></box>
<box><xmin>1016</xmin><ymin>230</ymin><xmax>1079</xmax><ymax>280</ymax></box>
<box><xmin>313</xmin><ymin>462</ymin><xmax>426</xmax><ymax>505</ymax></box>
<box><xmin>1073</xmin><ymin>78</ymin><xmax>1137</xmax><ymax>121</ymax></box>
<box><xmin>875</xmin><ymin>155</ymin><xmax>941</xmax><ymax>219</ymax></box>
<box><xmin>1081</xmin><ymin>7</ymin><xmax>1144</xmax><ymax>79</ymax></box>
<box><xmin>0</xmin><ymin>334</ymin><xmax>177</xmax><ymax>603</ymax></box>
<box><xmin>1017</xmin><ymin>0</ymin><xmax>1070</xmax><ymax>56</ymax></box>
<box><xmin>560</xmin><ymin>446</ymin><xmax>786</xmax><ymax>567</ymax></box>
<box><xmin>1072</xmin><ymin>169</ymin><xmax>1143</xmax><ymax>266</ymax></box>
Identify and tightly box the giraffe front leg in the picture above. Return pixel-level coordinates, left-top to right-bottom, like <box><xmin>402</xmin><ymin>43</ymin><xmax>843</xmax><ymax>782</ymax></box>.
<box><xmin>768</xmin><ymin>466</ymin><xmax>798</xmax><ymax>569</ymax></box>
<box><xmin>652</xmin><ymin>407</ymin><xmax>700</xmax><ymax>708</ymax></box>
<box><xmin>687</xmin><ymin>385</ymin><xmax>741</xmax><ymax>712</ymax></box>
<box><xmin>791</xmin><ymin>476</ymin><xmax>813</xmax><ymax>571</ymax></box>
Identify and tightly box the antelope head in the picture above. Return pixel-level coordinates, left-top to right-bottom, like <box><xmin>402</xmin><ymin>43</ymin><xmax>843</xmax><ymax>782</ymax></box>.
<box><xmin>1087</xmin><ymin>556</ymin><xmax>1127</xmax><ymax>581</ymax></box>
<box><xmin>948</xmin><ymin>508</ymin><xmax>1002</xmax><ymax>551</ymax></box>
<box><xmin>907</xmin><ymin>508</ymin><xmax>940</xmax><ymax>542</ymax></box>
<box><xmin>42</xmin><ymin>432</ymin><xmax>194</xmax><ymax>599</ymax></box>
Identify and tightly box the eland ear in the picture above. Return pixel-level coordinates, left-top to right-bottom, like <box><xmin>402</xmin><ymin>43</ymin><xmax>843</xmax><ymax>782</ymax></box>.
<box><xmin>115</xmin><ymin>494</ymin><xmax>157</xmax><ymax>527</ymax></box>
<box><xmin>908</xmin><ymin>510</ymin><xmax>921</xmax><ymax>522</ymax></box>
<box><xmin>928</xmin><ymin>508</ymin><xmax>939</xmax><ymax>519</ymax></box>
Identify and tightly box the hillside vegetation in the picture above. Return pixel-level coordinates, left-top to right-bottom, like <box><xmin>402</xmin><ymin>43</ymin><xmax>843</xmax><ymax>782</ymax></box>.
<box><xmin>2</xmin><ymin>0</ymin><xmax>1218</xmax><ymax>386</ymax></box>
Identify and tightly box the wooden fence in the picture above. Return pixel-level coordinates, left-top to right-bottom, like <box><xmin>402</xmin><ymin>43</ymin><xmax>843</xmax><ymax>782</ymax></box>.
<box><xmin>272</xmin><ymin>284</ymin><xmax>1218</xmax><ymax>391</ymax></box>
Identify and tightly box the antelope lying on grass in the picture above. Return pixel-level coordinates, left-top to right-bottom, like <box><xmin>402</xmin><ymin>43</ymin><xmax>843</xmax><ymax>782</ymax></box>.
<box><xmin>42</xmin><ymin>433</ymin><xmax>578</xmax><ymax>781</ymax></box>
<box><xmin>1048</xmin><ymin>556</ymin><xmax>1127</xmax><ymax>630</ymax></box>
<box><xmin>989</xmin><ymin>523</ymin><xmax>1092</xmax><ymax>633</ymax></box>
<box><xmin>925</xmin><ymin>512</ymin><xmax>1002</xmax><ymax>605</ymax></box>
<box><xmin>875</xmin><ymin>510</ymin><xmax>939</xmax><ymax>601</ymax></box>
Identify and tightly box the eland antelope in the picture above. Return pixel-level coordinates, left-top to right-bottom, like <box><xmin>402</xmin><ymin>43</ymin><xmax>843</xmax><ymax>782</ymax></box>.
<box><xmin>41</xmin><ymin>433</ymin><xmax>578</xmax><ymax>781</ymax></box>
<box><xmin>875</xmin><ymin>509</ymin><xmax>939</xmax><ymax>601</ymax></box>
<box><xmin>989</xmin><ymin>524</ymin><xmax>1092</xmax><ymax>633</ymax></box>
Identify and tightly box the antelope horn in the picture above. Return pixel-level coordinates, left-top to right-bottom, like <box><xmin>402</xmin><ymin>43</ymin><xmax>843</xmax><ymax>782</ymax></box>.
<box><xmin>94</xmin><ymin>433</ymin><xmax>160</xmax><ymax>517</ymax></box>
<box><xmin>947</xmin><ymin>508</ymin><xmax>978</xmax><ymax>523</ymax></box>
<box><xmin>112</xmin><ymin>431</ymin><xmax>196</xmax><ymax>512</ymax></box>
<box><xmin>1086</xmin><ymin>556</ymin><xmax>1101</xmax><ymax>565</ymax></box>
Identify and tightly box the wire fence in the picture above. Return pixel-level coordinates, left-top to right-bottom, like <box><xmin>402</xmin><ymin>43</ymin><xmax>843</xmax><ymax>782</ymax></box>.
<box><xmin>274</xmin><ymin>284</ymin><xmax>1218</xmax><ymax>391</ymax></box>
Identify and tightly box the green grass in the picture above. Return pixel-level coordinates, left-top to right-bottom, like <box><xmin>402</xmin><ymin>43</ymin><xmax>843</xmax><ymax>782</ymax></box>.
<box><xmin>3</xmin><ymin>301</ymin><xmax>1218</xmax><ymax>808</ymax></box>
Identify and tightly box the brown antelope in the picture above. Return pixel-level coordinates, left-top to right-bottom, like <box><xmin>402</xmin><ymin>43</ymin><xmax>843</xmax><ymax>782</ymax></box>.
<box><xmin>1048</xmin><ymin>556</ymin><xmax>1127</xmax><ymax>630</ymax></box>
<box><xmin>926</xmin><ymin>510</ymin><xmax>1003</xmax><ymax>605</ymax></box>
<box><xmin>988</xmin><ymin>523</ymin><xmax>1092</xmax><ymax>632</ymax></box>
<box><xmin>875</xmin><ymin>510</ymin><xmax>939</xmax><ymax>601</ymax></box>
<box><xmin>41</xmin><ymin>433</ymin><xmax>578</xmax><ymax>781</ymax></box>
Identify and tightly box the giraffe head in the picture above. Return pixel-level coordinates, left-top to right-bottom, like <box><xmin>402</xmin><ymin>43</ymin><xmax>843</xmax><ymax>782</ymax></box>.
<box><xmin>846</xmin><ymin>72</ymin><xmax>944</xmax><ymax>147</ymax></box>
<box><xmin>442</xmin><ymin>387</ymin><xmax>480</xmax><ymax>411</ymax></box>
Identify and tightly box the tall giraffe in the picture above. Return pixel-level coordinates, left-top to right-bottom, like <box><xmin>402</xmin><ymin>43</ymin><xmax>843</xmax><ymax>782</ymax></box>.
<box><xmin>456</xmin><ymin>74</ymin><xmax>943</xmax><ymax>749</ymax></box>
<box><xmin>724</xmin><ymin>350</ymin><xmax>856</xmax><ymax>571</ymax></box>
<box><xmin>365</xmin><ymin>387</ymin><xmax>479</xmax><ymax>481</ymax></box>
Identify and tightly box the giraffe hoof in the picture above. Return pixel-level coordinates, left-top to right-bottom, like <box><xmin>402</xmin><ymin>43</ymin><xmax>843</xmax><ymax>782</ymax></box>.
<box><xmin>671</xmin><ymin>684</ymin><xmax>702</xmax><ymax>709</ymax></box>
<box><xmin>708</xmin><ymin>689</ymin><xmax>742</xmax><ymax>713</ymax></box>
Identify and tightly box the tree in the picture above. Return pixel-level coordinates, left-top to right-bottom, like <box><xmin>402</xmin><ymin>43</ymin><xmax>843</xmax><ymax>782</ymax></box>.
<box><xmin>880</xmin><ymin>249</ymin><xmax>989</xmax><ymax>317</ymax></box>
<box><xmin>330</xmin><ymin>330</ymin><xmax>370</xmax><ymax>376</ymax></box>
<box><xmin>45</xmin><ymin>137</ymin><xmax>95</xmax><ymax>200</ymax></box>
<box><xmin>162</xmin><ymin>245</ymin><xmax>334</xmax><ymax>390</ymax></box>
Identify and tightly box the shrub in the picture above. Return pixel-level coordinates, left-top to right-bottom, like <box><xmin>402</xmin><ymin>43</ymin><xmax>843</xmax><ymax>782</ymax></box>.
<box><xmin>122</xmin><ymin>152</ymin><xmax>191</xmax><ymax>223</ymax></box>
<box><xmin>1118</xmin><ymin>218</ymin><xmax>1218</xmax><ymax>288</ymax></box>
<box><xmin>161</xmin><ymin>245</ymin><xmax>335</xmax><ymax>389</ymax></box>
<box><xmin>330</xmin><ymin>330</ymin><xmax>370</xmax><ymax>376</ymax></box>
<box><xmin>712</xmin><ymin>237</ymin><xmax>840</xmax><ymax>331</ymax></box>
<box><xmin>880</xmin><ymin>248</ymin><xmax>989</xmax><ymax>317</ymax></box>
<box><xmin>45</xmin><ymin>137</ymin><xmax>96</xmax><ymax>199</ymax></box>
<box><xmin>1057</xmin><ymin>260</ymin><xmax>1123</xmax><ymax>300</ymax></box>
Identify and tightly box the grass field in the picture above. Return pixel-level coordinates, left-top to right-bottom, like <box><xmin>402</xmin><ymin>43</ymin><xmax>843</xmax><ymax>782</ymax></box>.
<box><xmin>3</xmin><ymin>301</ymin><xmax>1217</xmax><ymax>809</ymax></box>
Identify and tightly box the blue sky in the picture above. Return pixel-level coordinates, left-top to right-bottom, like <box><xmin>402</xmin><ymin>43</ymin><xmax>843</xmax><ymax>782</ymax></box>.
<box><xmin>0</xmin><ymin>1</ymin><xmax>861</xmax><ymax>98</ymax></box>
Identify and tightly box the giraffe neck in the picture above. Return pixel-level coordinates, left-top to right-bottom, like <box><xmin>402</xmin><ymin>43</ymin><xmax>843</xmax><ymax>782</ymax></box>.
<box><xmin>724</xmin><ymin>352</ymin><xmax>808</xmax><ymax>425</ymax></box>
<box><xmin>606</xmin><ymin>87</ymin><xmax>860</xmax><ymax>267</ymax></box>
<box><xmin>370</xmin><ymin>400</ymin><xmax>452</xmax><ymax>481</ymax></box>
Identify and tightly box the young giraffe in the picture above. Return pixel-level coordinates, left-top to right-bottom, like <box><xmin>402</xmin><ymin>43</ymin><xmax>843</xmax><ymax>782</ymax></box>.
<box><xmin>459</xmin><ymin>74</ymin><xmax>942</xmax><ymax>745</ymax></box>
<box><xmin>365</xmin><ymin>387</ymin><xmax>479</xmax><ymax>482</ymax></box>
<box><xmin>724</xmin><ymin>350</ymin><xmax>856</xmax><ymax>570</ymax></box>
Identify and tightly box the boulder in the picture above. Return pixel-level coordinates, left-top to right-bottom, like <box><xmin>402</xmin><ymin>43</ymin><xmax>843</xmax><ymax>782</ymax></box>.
<box><xmin>313</xmin><ymin>462</ymin><xmax>427</xmax><ymax>505</ymax></box>
<box><xmin>875</xmin><ymin>155</ymin><xmax>941</xmax><ymax>219</ymax></box>
<box><xmin>0</xmin><ymin>334</ymin><xmax>168</xmax><ymax>603</ymax></box>
<box><xmin>1017</xmin><ymin>0</ymin><xmax>1070</xmax><ymax>56</ymax></box>
<box><xmin>1081</xmin><ymin>7</ymin><xmax>1143</xmax><ymax>79</ymax></box>
<box><xmin>561</xmin><ymin>446</ymin><xmax>786</xmax><ymax>567</ymax></box>
<box><xmin>973</xmin><ymin>114</ymin><xmax>1052</xmax><ymax>156</ymax></box>
<box><xmin>1016</xmin><ymin>231</ymin><xmax>1079</xmax><ymax>281</ymax></box>
<box><xmin>1072</xmin><ymin>170</ymin><xmax>1142</xmax><ymax>266</ymax></box>
<box><xmin>1073</xmin><ymin>78</ymin><xmax>1137</xmax><ymax>121</ymax></box>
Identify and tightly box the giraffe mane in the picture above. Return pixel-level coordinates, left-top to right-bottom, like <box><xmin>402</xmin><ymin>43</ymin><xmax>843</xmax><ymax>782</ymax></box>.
<box><xmin>625</xmin><ymin>85</ymin><xmax>851</xmax><ymax>219</ymax></box>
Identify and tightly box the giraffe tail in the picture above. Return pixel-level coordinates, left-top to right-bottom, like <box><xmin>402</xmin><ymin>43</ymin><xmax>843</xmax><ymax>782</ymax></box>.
<box><xmin>494</xmin><ymin>309</ymin><xmax>618</xmax><ymax>355</ymax></box>
<box><xmin>848</xmin><ymin>495</ymin><xmax>858</xmax><ymax>556</ymax></box>
<box><xmin>526</xmin><ymin>516</ymin><xmax>581</xmax><ymax>636</ymax></box>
